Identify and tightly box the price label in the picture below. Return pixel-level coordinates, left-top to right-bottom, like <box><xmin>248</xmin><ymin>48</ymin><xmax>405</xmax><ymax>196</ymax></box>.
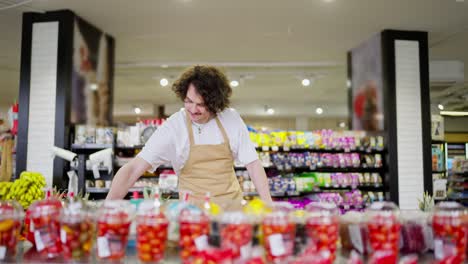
<box><xmin>194</xmin><ymin>235</ymin><xmax>208</xmax><ymax>251</ymax></box>
<box><xmin>97</xmin><ymin>237</ymin><xmax>111</xmax><ymax>258</ymax></box>
<box><xmin>34</xmin><ymin>231</ymin><xmax>45</xmax><ymax>251</ymax></box>
<box><xmin>61</xmin><ymin>229</ymin><xmax>67</xmax><ymax>243</ymax></box>
<box><xmin>0</xmin><ymin>246</ymin><xmax>6</xmax><ymax>260</ymax></box>
<box><xmin>268</xmin><ymin>234</ymin><xmax>285</xmax><ymax>257</ymax></box>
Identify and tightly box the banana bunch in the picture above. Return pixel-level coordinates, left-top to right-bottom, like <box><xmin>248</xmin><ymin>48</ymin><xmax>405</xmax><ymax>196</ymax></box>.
<box><xmin>3</xmin><ymin>171</ymin><xmax>46</xmax><ymax>209</ymax></box>
<box><xmin>0</xmin><ymin>181</ymin><xmax>13</xmax><ymax>199</ymax></box>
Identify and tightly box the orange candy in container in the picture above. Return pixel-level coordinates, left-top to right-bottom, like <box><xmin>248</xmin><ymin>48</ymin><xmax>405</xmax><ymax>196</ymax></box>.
<box><xmin>261</xmin><ymin>203</ymin><xmax>296</xmax><ymax>263</ymax></box>
<box><xmin>179</xmin><ymin>208</ymin><xmax>210</xmax><ymax>263</ymax></box>
<box><xmin>136</xmin><ymin>197</ymin><xmax>169</xmax><ymax>263</ymax></box>
<box><xmin>59</xmin><ymin>194</ymin><xmax>95</xmax><ymax>261</ymax></box>
<box><xmin>365</xmin><ymin>202</ymin><xmax>401</xmax><ymax>262</ymax></box>
<box><xmin>432</xmin><ymin>202</ymin><xmax>467</xmax><ymax>264</ymax></box>
<box><xmin>304</xmin><ymin>202</ymin><xmax>339</xmax><ymax>262</ymax></box>
<box><xmin>0</xmin><ymin>201</ymin><xmax>23</xmax><ymax>262</ymax></box>
<box><xmin>220</xmin><ymin>211</ymin><xmax>254</xmax><ymax>261</ymax></box>
<box><xmin>28</xmin><ymin>190</ymin><xmax>63</xmax><ymax>259</ymax></box>
<box><xmin>96</xmin><ymin>200</ymin><xmax>135</xmax><ymax>261</ymax></box>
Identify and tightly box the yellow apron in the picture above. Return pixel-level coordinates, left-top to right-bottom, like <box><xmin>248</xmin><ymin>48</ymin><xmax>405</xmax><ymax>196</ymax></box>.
<box><xmin>178</xmin><ymin>111</ymin><xmax>243</xmax><ymax>211</ymax></box>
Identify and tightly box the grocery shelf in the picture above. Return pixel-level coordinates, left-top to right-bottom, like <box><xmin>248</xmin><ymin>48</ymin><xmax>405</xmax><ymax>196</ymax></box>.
<box><xmin>71</xmin><ymin>143</ymin><xmax>113</xmax><ymax>150</ymax></box>
<box><xmin>235</xmin><ymin>165</ymin><xmax>384</xmax><ymax>173</ymax></box>
<box><xmin>431</xmin><ymin>140</ymin><xmax>446</xmax><ymax>145</ymax></box>
<box><xmin>256</xmin><ymin>146</ymin><xmax>385</xmax><ymax>154</ymax></box>
<box><xmin>431</xmin><ymin>170</ymin><xmax>446</xmax><ymax>174</ymax></box>
<box><xmin>115</xmin><ymin>145</ymin><xmax>144</xmax><ymax>150</ymax></box>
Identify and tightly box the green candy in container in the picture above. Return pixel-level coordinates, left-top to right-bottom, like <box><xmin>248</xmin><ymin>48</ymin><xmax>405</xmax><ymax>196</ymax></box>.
<box><xmin>432</xmin><ymin>202</ymin><xmax>467</xmax><ymax>264</ymax></box>
<box><xmin>28</xmin><ymin>189</ymin><xmax>63</xmax><ymax>259</ymax></box>
<box><xmin>365</xmin><ymin>202</ymin><xmax>401</xmax><ymax>263</ymax></box>
<box><xmin>96</xmin><ymin>200</ymin><xmax>135</xmax><ymax>261</ymax></box>
<box><xmin>0</xmin><ymin>201</ymin><xmax>23</xmax><ymax>262</ymax></box>
<box><xmin>59</xmin><ymin>193</ymin><xmax>95</xmax><ymax>261</ymax></box>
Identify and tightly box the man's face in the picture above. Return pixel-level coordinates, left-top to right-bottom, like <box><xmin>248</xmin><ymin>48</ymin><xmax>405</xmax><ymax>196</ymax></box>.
<box><xmin>184</xmin><ymin>83</ymin><xmax>212</xmax><ymax>124</ymax></box>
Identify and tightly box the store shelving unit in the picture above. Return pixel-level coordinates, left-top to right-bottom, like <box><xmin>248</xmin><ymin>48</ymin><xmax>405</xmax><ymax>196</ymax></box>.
<box><xmin>447</xmin><ymin>160</ymin><xmax>468</xmax><ymax>206</ymax></box>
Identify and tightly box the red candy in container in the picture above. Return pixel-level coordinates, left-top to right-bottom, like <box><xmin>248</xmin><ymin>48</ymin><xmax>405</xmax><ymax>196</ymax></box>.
<box><xmin>28</xmin><ymin>192</ymin><xmax>63</xmax><ymax>259</ymax></box>
<box><xmin>400</xmin><ymin>210</ymin><xmax>430</xmax><ymax>254</ymax></box>
<box><xmin>136</xmin><ymin>199</ymin><xmax>169</xmax><ymax>263</ymax></box>
<box><xmin>96</xmin><ymin>200</ymin><xmax>135</xmax><ymax>261</ymax></box>
<box><xmin>59</xmin><ymin>197</ymin><xmax>95</xmax><ymax>261</ymax></box>
<box><xmin>220</xmin><ymin>211</ymin><xmax>254</xmax><ymax>261</ymax></box>
<box><xmin>432</xmin><ymin>202</ymin><xmax>467</xmax><ymax>264</ymax></box>
<box><xmin>365</xmin><ymin>202</ymin><xmax>401</xmax><ymax>261</ymax></box>
<box><xmin>179</xmin><ymin>209</ymin><xmax>210</xmax><ymax>263</ymax></box>
<box><xmin>262</xmin><ymin>208</ymin><xmax>295</xmax><ymax>263</ymax></box>
<box><xmin>0</xmin><ymin>201</ymin><xmax>23</xmax><ymax>262</ymax></box>
<box><xmin>304</xmin><ymin>202</ymin><xmax>340</xmax><ymax>262</ymax></box>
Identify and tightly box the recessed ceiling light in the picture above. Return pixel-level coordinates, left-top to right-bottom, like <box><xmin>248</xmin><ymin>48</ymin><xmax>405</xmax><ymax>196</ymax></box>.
<box><xmin>230</xmin><ymin>80</ymin><xmax>239</xmax><ymax>87</ymax></box>
<box><xmin>134</xmin><ymin>107</ymin><xmax>141</xmax><ymax>114</ymax></box>
<box><xmin>440</xmin><ymin>111</ymin><xmax>468</xmax><ymax>116</ymax></box>
<box><xmin>302</xmin><ymin>78</ymin><xmax>311</xmax><ymax>86</ymax></box>
<box><xmin>161</xmin><ymin>64</ymin><xmax>169</xmax><ymax>68</ymax></box>
<box><xmin>346</xmin><ymin>80</ymin><xmax>351</xmax><ymax>89</ymax></box>
<box><xmin>267</xmin><ymin>108</ymin><xmax>275</xmax><ymax>115</ymax></box>
<box><xmin>160</xmin><ymin>78</ymin><xmax>169</xmax><ymax>87</ymax></box>
<box><xmin>323</xmin><ymin>0</ymin><xmax>335</xmax><ymax>2</ymax></box>
<box><xmin>89</xmin><ymin>83</ymin><xmax>98</xmax><ymax>91</ymax></box>
<box><xmin>438</xmin><ymin>104</ymin><xmax>444</xmax><ymax>110</ymax></box>
<box><xmin>339</xmin><ymin>122</ymin><xmax>346</xmax><ymax>128</ymax></box>
<box><xmin>316</xmin><ymin>107</ymin><xmax>323</xmax><ymax>115</ymax></box>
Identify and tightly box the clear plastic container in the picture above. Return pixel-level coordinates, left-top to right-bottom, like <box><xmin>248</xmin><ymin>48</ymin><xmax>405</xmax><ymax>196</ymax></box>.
<box><xmin>432</xmin><ymin>202</ymin><xmax>467</xmax><ymax>263</ymax></box>
<box><xmin>136</xmin><ymin>199</ymin><xmax>169</xmax><ymax>263</ymax></box>
<box><xmin>339</xmin><ymin>211</ymin><xmax>370</xmax><ymax>255</ymax></box>
<box><xmin>179</xmin><ymin>209</ymin><xmax>210</xmax><ymax>262</ymax></box>
<box><xmin>365</xmin><ymin>202</ymin><xmax>401</xmax><ymax>259</ymax></box>
<box><xmin>0</xmin><ymin>201</ymin><xmax>23</xmax><ymax>261</ymax></box>
<box><xmin>304</xmin><ymin>202</ymin><xmax>340</xmax><ymax>261</ymax></box>
<box><xmin>220</xmin><ymin>211</ymin><xmax>254</xmax><ymax>261</ymax></box>
<box><xmin>96</xmin><ymin>200</ymin><xmax>135</xmax><ymax>260</ymax></box>
<box><xmin>262</xmin><ymin>210</ymin><xmax>295</xmax><ymax>263</ymax></box>
<box><xmin>59</xmin><ymin>200</ymin><xmax>95</xmax><ymax>261</ymax></box>
<box><xmin>400</xmin><ymin>210</ymin><xmax>429</xmax><ymax>254</ymax></box>
<box><xmin>29</xmin><ymin>198</ymin><xmax>63</xmax><ymax>259</ymax></box>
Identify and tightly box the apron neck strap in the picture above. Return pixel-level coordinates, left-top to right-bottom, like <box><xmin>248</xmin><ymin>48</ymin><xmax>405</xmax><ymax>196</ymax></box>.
<box><xmin>185</xmin><ymin>110</ymin><xmax>229</xmax><ymax>145</ymax></box>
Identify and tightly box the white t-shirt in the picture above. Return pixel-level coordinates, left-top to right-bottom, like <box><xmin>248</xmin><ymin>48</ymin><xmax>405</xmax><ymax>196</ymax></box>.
<box><xmin>137</xmin><ymin>108</ymin><xmax>258</xmax><ymax>175</ymax></box>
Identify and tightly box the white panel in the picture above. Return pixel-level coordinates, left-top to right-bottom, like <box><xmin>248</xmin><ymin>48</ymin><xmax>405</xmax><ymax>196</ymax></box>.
<box><xmin>395</xmin><ymin>40</ymin><xmax>424</xmax><ymax>210</ymax></box>
<box><xmin>26</xmin><ymin>22</ymin><xmax>59</xmax><ymax>187</ymax></box>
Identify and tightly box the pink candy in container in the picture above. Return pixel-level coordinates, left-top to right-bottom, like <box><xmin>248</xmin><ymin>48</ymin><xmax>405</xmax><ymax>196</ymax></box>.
<box><xmin>0</xmin><ymin>201</ymin><xmax>23</xmax><ymax>262</ymax></box>
<box><xmin>399</xmin><ymin>210</ymin><xmax>429</xmax><ymax>255</ymax></box>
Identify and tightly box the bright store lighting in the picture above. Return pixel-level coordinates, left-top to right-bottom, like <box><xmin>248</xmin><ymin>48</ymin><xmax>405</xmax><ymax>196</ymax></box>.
<box><xmin>230</xmin><ymin>80</ymin><xmax>239</xmax><ymax>87</ymax></box>
<box><xmin>346</xmin><ymin>80</ymin><xmax>351</xmax><ymax>89</ymax></box>
<box><xmin>89</xmin><ymin>83</ymin><xmax>98</xmax><ymax>91</ymax></box>
<box><xmin>316</xmin><ymin>107</ymin><xmax>323</xmax><ymax>115</ymax></box>
<box><xmin>440</xmin><ymin>111</ymin><xmax>468</xmax><ymax>116</ymax></box>
<box><xmin>267</xmin><ymin>108</ymin><xmax>275</xmax><ymax>115</ymax></box>
<box><xmin>437</xmin><ymin>104</ymin><xmax>444</xmax><ymax>110</ymax></box>
<box><xmin>160</xmin><ymin>78</ymin><xmax>169</xmax><ymax>87</ymax></box>
<box><xmin>302</xmin><ymin>78</ymin><xmax>311</xmax><ymax>86</ymax></box>
<box><xmin>323</xmin><ymin>0</ymin><xmax>335</xmax><ymax>2</ymax></box>
<box><xmin>134</xmin><ymin>107</ymin><xmax>141</xmax><ymax>114</ymax></box>
<box><xmin>339</xmin><ymin>122</ymin><xmax>346</xmax><ymax>128</ymax></box>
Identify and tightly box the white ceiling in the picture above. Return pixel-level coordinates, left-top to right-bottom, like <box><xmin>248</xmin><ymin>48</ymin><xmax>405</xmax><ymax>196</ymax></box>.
<box><xmin>0</xmin><ymin>0</ymin><xmax>467</xmax><ymax>117</ymax></box>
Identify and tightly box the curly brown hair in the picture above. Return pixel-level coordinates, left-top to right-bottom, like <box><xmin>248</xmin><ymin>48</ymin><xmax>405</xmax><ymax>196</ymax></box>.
<box><xmin>172</xmin><ymin>65</ymin><xmax>232</xmax><ymax>114</ymax></box>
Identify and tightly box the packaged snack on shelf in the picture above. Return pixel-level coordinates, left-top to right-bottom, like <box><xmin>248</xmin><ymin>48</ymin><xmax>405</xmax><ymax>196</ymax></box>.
<box><xmin>297</xmin><ymin>131</ymin><xmax>306</xmax><ymax>147</ymax></box>
<box><xmin>60</xmin><ymin>198</ymin><xmax>95</xmax><ymax>261</ymax></box>
<box><xmin>400</xmin><ymin>210</ymin><xmax>429</xmax><ymax>254</ymax></box>
<box><xmin>220</xmin><ymin>211</ymin><xmax>254</xmax><ymax>261</ymax></box>
<box><xmin>74</xmin><ymin>125</ymin><xmax>86</xmax><ymax>144</ymax></box>
<box><xmin>96</xmin><ymin>200</ymin><xmax>135</xmax><ymax>261</ymax></box>
<box><xmin>374</xmin><ymin>154</ymin><xmax>383</xmax><ymax>168</ymax></box>
<box><xmin>432</xmin><ymin>202</ymin><xmax>467</xmax><ymax>263</ymax></box>
<box><xmin>85</xmin><ymin>126</ymin><xmax>96</xmax><ymax>144</ymax></box>
<box><xmin>371</xmin><ymin>173</ymin><xmax>382</xmax><ymax>186</ymax></box>
<box><xmin>304</xmin><ymin>202</ymin><xmax>340</xmax><ymax>261</ymax></box>
<box><xmin>366</xmin><ymin>202</ymin><xmax>401</xmax><ymax>260</ymax></box>
<box><xmin>0</xmin><ymin>201</ymin><xmax>23</xmax><ymax>261</ymax></box>
<box><xmin>136</xmin><ymin>199</ymin><xmax>169</xmax><ymax>263</ymax></box>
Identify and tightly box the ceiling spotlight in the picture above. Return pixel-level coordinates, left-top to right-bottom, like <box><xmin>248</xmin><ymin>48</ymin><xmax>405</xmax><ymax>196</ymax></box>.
<box><xmin>267</xmin><ymin>108</ymin><xmax>275</xmax><ymax>115</ymax></box>
<box><xmin>339</xmin><ymin>122</ymin><xmax>346</xmax><ymax>128</ymax></box>
<box><xmin>316</xmin><ymin>107</ymin><xmax>323</xmax><ymax>115</ymax></box>
<box><xmin>160</xmin><ymin>78</ymin><xmax>169</xmax><ymax>87</ymax></box>
<box><xmin>89</xmin><ymin>83</ymin><xmax>98</xmax><ymax>91</ymax></box>
<box><xmin>134</xmin><ymin>107</ymin><xmax>141</xmax><ymax>114</ymax></box>
<box><xmin>437</xmin><ymin>104</ymin><xmax>444</xmax><ymax>110</ymax></box>
<box><xmin>230</xmin><ymin>80</ymin><xmax>239</xmax><ymax>87</ymax></box>
<box><xmin>346</xmin><ymin>80</ymin><xmax>351</xmax><ymax>89</ymax></box>
<box><xmin>323</xmin><ymin>0</ymin><xmax>335</xmax><ymax>2</ymax></box>
<box><xmin>302</xmin><ymin>78</ymin><xmax>311</xmax><ymax>86</ymax></box>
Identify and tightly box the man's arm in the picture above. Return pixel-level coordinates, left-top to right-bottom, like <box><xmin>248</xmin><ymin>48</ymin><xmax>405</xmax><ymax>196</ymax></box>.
<box><xmin>106</xmin><ymin>157</ymin><xmax>152</xmax><ymax>200</ymax></box>
<box><xmin>246</xmin><ymin>159</ymin><xmax>272</xmax><ymax>203</ymax></box>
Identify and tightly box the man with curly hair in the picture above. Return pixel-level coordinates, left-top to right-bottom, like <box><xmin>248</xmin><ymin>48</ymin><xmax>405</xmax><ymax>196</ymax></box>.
<box><xmin>107</xmin><ymin>65</ymin><xmax>272</xmax><ymax>210</ymax></box>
